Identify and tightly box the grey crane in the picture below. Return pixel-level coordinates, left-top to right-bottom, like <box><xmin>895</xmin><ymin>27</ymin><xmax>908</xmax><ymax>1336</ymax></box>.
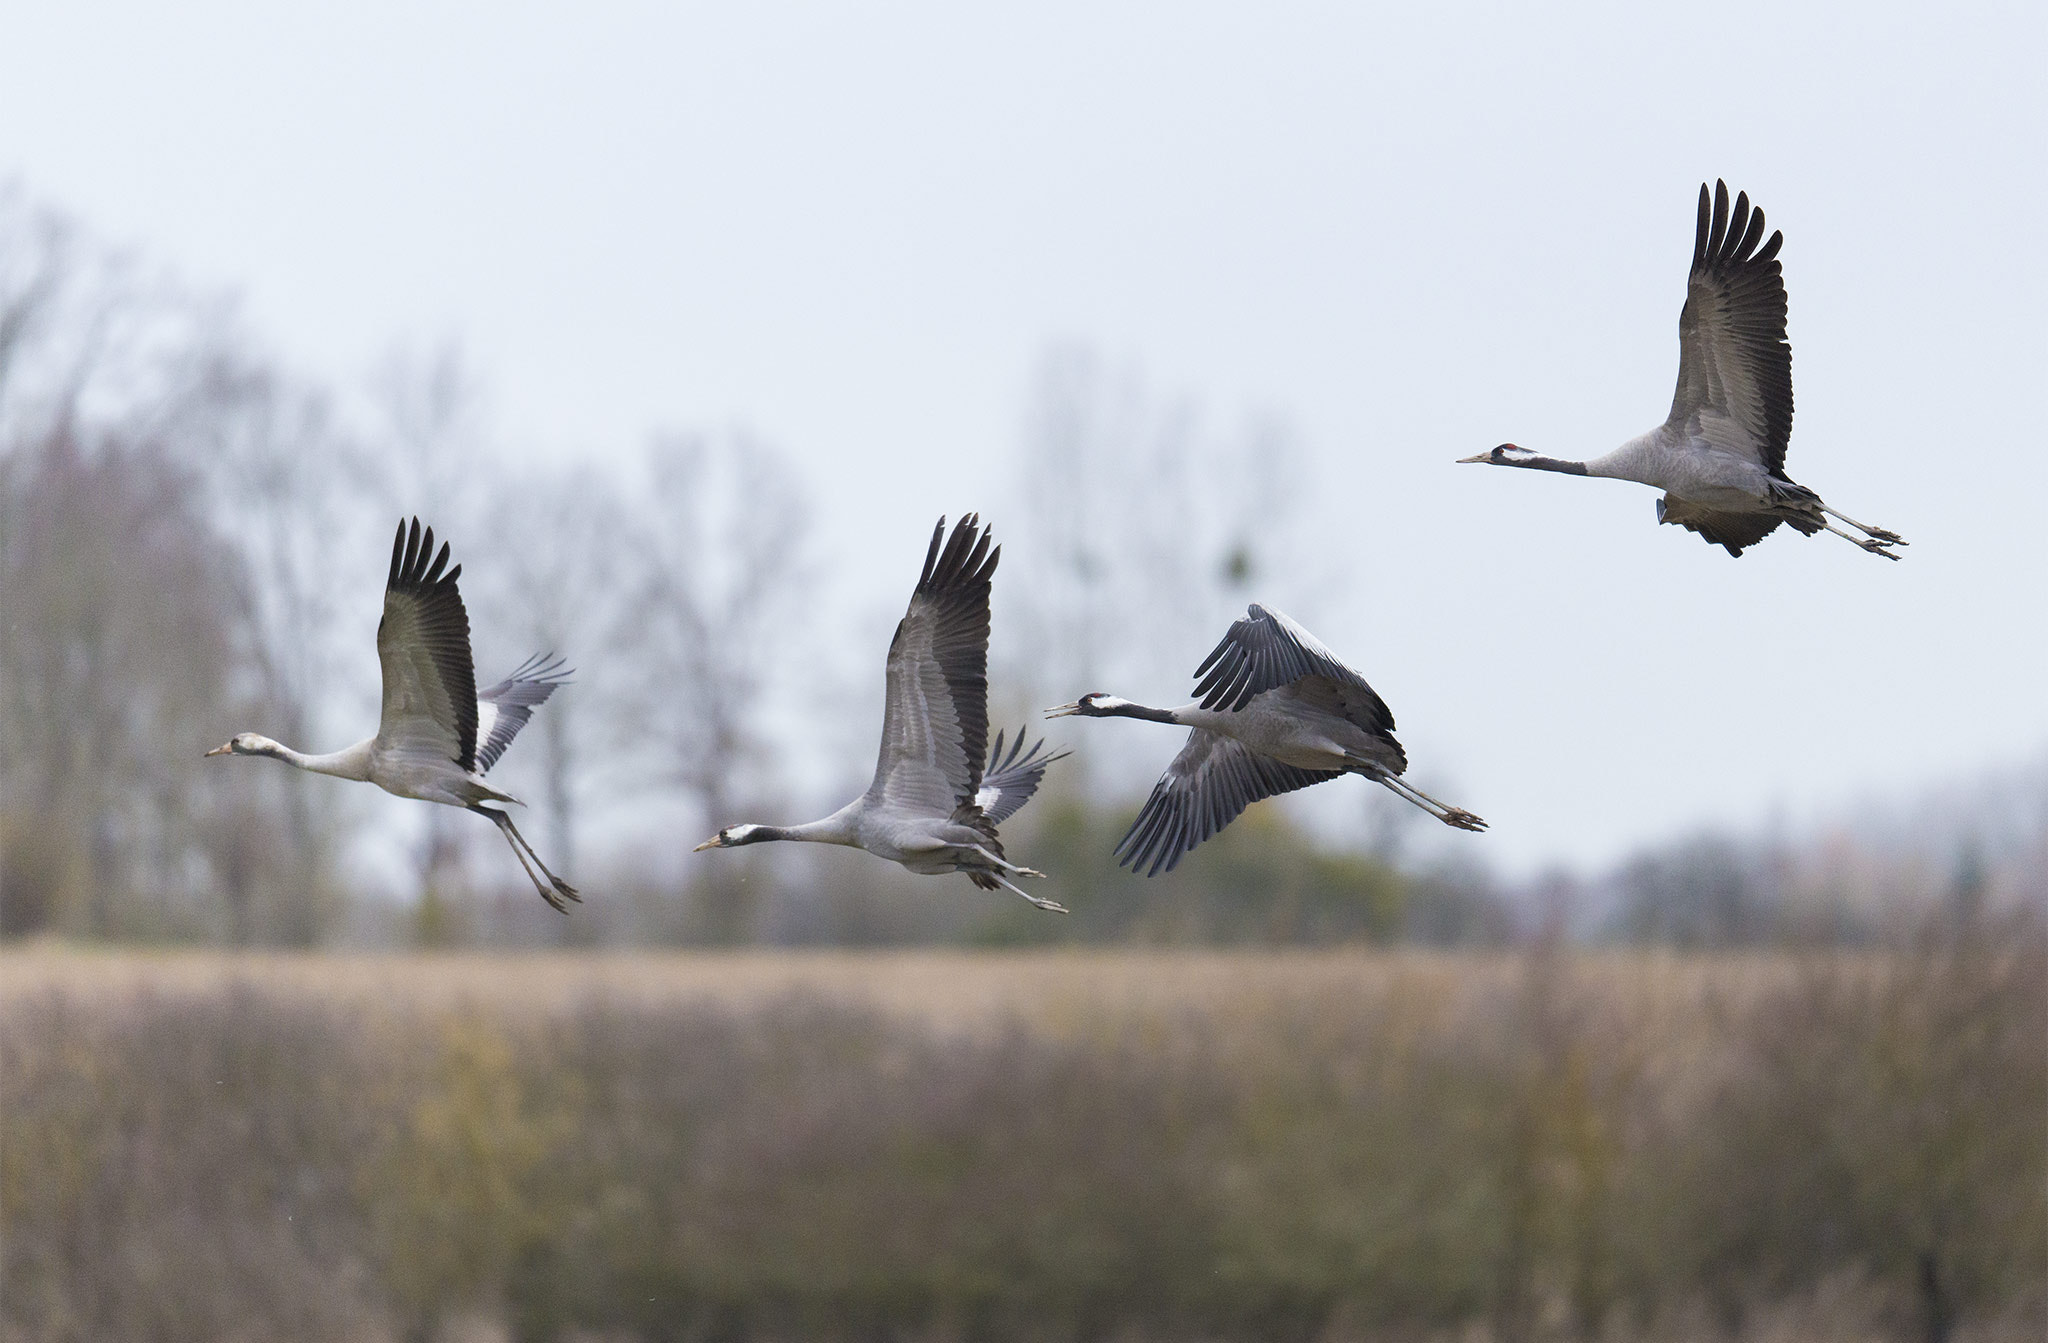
<box><xmin>1460</xmin><ymin>179</ymin><xmax>1904</xmax><ymax>559</ymax></box>
<box><xmin>205</xmin><ymin>518</ymin><xmax>580</xmax><ymax>911</ymax></box>
<box><xmin>1048</xmin><ymin>603</ymin><xmax>1484</xmax><ymax>877</ymax></box>
<box><xmin>694</xmin><ymin>514</ymin><xmax>1069</xmax><ymax>911</ymax></box>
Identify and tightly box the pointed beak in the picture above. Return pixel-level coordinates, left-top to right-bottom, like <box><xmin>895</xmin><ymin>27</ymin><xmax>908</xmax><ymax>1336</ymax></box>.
<box><xmin>692</xmin><ymin>836</ymin><xmax>723</xmax><ymax>852</ymax></box>
<box><xmin>204</xmin><ymin>743</ymin><xmax>233</xmax><ymax>758</ymax></box>
<box><xmin>1456</xmin><ymin>452</ymin><xmax>1494</xmax><ymax>464</ymax></box>
<box><xmin>1044</xmin><ymin>702</ymin><xmax>1083</xmax><ymax>718</ymax></box>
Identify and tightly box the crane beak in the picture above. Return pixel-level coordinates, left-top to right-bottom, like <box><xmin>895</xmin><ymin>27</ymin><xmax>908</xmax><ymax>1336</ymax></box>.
<box><xmin>204</xmin><ymin>743</ymin><xmax>233</xmax><ymax>757</ymax></box>
<box><xmin>692</xmin><ymin>836</ymin><xmax>724</xmax><ymax>852</ymax></box>
<box><xmin>1044</xmin><ymin>702</ymin><xmax>1083</xmax><ymax>718</ymax></box>
<box><xmin>1455</xmin><ymin>452</ymin><xmax>1494</xmax><ymax>464</ymax></box>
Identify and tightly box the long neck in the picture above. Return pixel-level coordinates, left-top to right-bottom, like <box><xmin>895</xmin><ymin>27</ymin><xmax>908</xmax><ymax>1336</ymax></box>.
<box><xmin>1507</xmin><ymin>453</ymin><xmax>1590</xmax><ymax>476</ymax></box>
<box><xmin>264</xmin><ymin>737</ymin><xmax>374</xmax><ymax>782</ymax></box>
<box><xmin>1089</xmin><ymin>698</ymin><xmax>1184</xmax><ymax>725</ymax></box>
<box><xmin>1582</xmin><ymin>432</ymin><xmax>1667</xmax><ymax>483</ymax></box>
<box><xmin>747</xmin><ymin>804</ymin><xmax>861</xmax><ymax>847</ymax></box>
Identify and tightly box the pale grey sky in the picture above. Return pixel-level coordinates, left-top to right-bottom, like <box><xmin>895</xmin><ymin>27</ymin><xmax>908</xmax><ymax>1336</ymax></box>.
<box><xmin>5</xmin><ymin>2</ymin><xmax>2043</xmax><ymax>875</ymax></box>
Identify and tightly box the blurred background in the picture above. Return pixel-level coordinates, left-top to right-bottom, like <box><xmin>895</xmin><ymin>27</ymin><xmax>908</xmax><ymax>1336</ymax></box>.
<box><xmin>2</xmin><ymin>4</ymin><xmax>2043</xmax><ymax>1341</ymax></box>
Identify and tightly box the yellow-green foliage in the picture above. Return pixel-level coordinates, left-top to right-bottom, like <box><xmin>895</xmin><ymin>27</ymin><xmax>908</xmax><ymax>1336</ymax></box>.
<box><xmin>368</xmin><ymin>1011</ymin><xmax>567</xmax><ymax>1329</ymax></box>
<box><xmin>1</xmin><ymin>940</ymin><xmax>2042</xmax><ymax>1342</ymax></box>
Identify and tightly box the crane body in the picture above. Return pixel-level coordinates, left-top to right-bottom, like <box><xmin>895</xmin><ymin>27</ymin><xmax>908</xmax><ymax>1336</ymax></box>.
<box><xmin>695</xmin><ymin>516</ymin><xmax>1069</xmax><ymax>911</ymax></box>
<box><xmin>207</xmin><ymin>520</ymin><xmax>578</xmax><ymax>911</ymax></box>
<box><xmin>1050</xmin><ymin>604</ymin><xmax>1483</xmax><ymax>877</ymax></box>
<box><xmin>1462</xmin><ymin>180</ymin><xmax>1904</xmax><ymax>559</ymax></box>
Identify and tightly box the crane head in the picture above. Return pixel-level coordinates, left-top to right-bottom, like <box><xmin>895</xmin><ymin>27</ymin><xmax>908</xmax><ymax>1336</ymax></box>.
<box><xmin>204</xmin><ymin>732</ymin><xmax>272</xmax><ymax>758</ymax></box>
<box><xmin>694</xmin><ymin>824</ymin><xmax>767</xmax><ymax>851</ymax></box>
<box><xmin>1456</xmin><ymin>443</ymin><xmax>1535</xmax><ymax>466</ymax></box>
<box><xmin>1045</xmin><ymin>694</ymin><xmax>1122</xmax><ymax>718</ymax></box>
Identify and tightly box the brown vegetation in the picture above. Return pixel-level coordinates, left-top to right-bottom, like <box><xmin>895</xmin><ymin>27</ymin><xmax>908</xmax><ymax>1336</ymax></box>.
<box><xmin>4</xmin><ymin>938</ymin><xmax>2041</xmax><ymax>1342</ymax></box>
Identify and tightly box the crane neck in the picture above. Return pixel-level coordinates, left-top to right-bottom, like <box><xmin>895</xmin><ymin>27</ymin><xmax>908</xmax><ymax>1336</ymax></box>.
<box><xmin>1086</xmin><ymin>698</ymin><xmax>1183</xmax><ymax>725</ymax></box>
<box><xmin>267</xmin><ymin>737</ymin><xmax>374</xmax><ymax>782</ymax></box>
<box><xmin>1507</xmin><ymin>453</ymin><xmax>1591</xmax><ymax>476</ymax></box>
<box><xmin>733</xmin><ymin>805</ymin><xmax>862</xmax><ymax>848</ymax></box>
<box><xmin>764</xmin><ymin>817</ymin><xmax>860</xmax><ymax>846</ymax></box>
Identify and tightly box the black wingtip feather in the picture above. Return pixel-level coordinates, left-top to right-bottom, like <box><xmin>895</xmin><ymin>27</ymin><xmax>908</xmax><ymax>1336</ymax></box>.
<box><xmin>919</xmin><ymin>517</ymin><xmax>947</xmax><ymax>588</ymax></box>
<box><xmin>388</xmin><ymin>519</ymin><xmax>407</xmax><ymax>587</ymax></box>
<box><xmin>382</xmin><ymin>515</ymin><xmax>480</xmax><ymax>771</ymax></box>
<box><xmin>917</xmin><ymin>513</ymin><xmax>998</xmax><ymax>596</ymax></box>
<box><xmin>1733</xmin><ymin>202</ymin><xmax>1765</xmax><ymax>261</ymax></box>
<box><xmin>1693</xmin><ymin>184</ymin><xmax>1712</xmax><ymax>268</ymax></box>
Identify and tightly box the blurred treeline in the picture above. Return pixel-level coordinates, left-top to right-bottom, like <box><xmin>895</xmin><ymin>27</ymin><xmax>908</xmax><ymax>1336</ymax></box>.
<box><xmin>3</xmin><ymin>184</ymin><xmax>2044</xmax><ymax>950</ymax></box>
<box><xmin>4</xmin><ymin>932</ymin><xmax>2042</xmax><ymax>1341</ymax></box>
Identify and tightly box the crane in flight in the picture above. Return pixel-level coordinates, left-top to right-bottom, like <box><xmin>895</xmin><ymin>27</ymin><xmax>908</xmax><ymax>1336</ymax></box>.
<box><xmin>1048</xmin><ymin>603</ymin><xmax>1483</xmax><ymax>877</ymax></box>
<box><xmin>1461</xmin><ymin>179</ymin><xmax>1904</xmax><ymax>559</ymax></box>
<box><xmin>206</xmin><ymin>518</ymin><xmax>579</xmax><ymax>911</ymax></box>
<box><xmin>694</xmin><ymin>515</ymin><xmax>1069</xmax><ymax>911</ymax></box>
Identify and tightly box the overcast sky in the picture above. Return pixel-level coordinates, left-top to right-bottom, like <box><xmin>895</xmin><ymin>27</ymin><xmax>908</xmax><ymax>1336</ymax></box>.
<box><xmin>5</xmin><ymin>2</ymin><xmax>2043</xmax><ymax>876</ymax></box>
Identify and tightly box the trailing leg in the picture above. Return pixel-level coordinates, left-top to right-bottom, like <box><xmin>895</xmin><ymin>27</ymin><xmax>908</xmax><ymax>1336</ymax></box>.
<box><xmin>991</xmin><ymin>871</ymin><xmax>1067</xmax><ymax>913</ymax></box>
<box><xmin>1822</xmin><ymin>522</ymin><xmax>1901</xmax><ymax>559</ymax></box>
<box><xmin>1821</xmin><ymin>503</ymin><xmax>1904</xmax><ymax>546</ymax></box>
<box><xmin>969</xmin><ymin>845</ymin><xmax>1046</xmax><ymax>879</ymax></box>
<box><xmin>1372</xmin><ymin>770</ymin><xmax>1487</xmax><ymax>831</ymax></box>
<box><xmin>472</xmin><ymin>805</ymin><xmax>580</xmax><ymax>912</ymax></box>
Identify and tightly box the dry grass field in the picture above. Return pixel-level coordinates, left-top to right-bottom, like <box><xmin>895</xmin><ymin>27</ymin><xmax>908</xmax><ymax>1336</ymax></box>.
<box><xmin>0</xmin><ymin>943</ymin><xmax>1765</xmax><ymax>1029</ymax></box>
<box><xmin>3</xmin><ymin>942</ymin><xmax>2042</xmax><ymax>1342</ymax></box>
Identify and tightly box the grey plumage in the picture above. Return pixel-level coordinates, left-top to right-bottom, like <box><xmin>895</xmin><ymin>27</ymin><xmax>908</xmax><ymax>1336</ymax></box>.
<box><xmin>1050</xmin><ymin>604</ymin><xmax>1483</xmax><ymax>878</ymax></box>
<box><xmin>208</xmin><ymin>517</ymin><xmax>580</xmax><ymax>912</ymax></box>
<box><xmin>476</xmin><ymin>653</ymin><xmax>572</xmax><ymax>773</ymax></box>
<box><xmin>977</xmin><ymin>729</ymin><xmax>1071</xmax><ymax>824</ymax></box>
<box><xmin>1117</xmin><ymin>729</ymin><xmax>1338</xmax><ymax>878</ymax></box>
<box><xmin>695</xmin><ymin>515</ymin><xmax>1068</xmax><ymax>912</ymax></box>
<box><xmin>1461</xmin><ymin>180</ymin><xmax>1904</xmax><ymax>559</ymax></box>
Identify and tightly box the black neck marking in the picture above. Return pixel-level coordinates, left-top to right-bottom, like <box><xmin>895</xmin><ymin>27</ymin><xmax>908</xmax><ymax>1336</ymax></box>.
<box><xmin>1513</xmin><ymin>455</ymin><xmax>1589</xmax><ymax>476</ymax></box>
<box><xmin>1097</xmin><ymin>701</ymin><xmax>1180</xmax><ymax>725</ymax></box>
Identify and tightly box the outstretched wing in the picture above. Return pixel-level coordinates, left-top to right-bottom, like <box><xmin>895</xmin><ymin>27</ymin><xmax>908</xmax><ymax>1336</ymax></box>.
<box><xmin>866</xmin><ymin>515</ymin><xmax>998</xmax><ymax>820</ymax></box>
<box><xmin>1115</xmin><ymin>729</ymin><xmax>1339</xmax><ymax>878</ymax></box>
<box><xmin>975</xmin><ymin>728</ymin><xmax>1070</xmax><ymax>825</ymax></box>
<box><xmin>1667</xmin><ymin>179</ymin><xmax>1794</xmax><ymax>474</ymax></box>
<box><xmin>376</xmin><ymin>518</ymin><xmax>478</xmax><ymax>772</ymax></box>
<box><xmin>474</xmin><ymin>654</ymin><xmax>572</xmax><ymax>774</ymax></box>
<box><xmin>1192</xmin><ymin>604</ymin><xmax>1392</xmax><ymax>723</ymax></box>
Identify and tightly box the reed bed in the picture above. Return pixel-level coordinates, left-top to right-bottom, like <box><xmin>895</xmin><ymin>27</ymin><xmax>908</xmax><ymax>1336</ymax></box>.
<box><xmin>3</xmin><ymin>943</ymin><xmax>2041</xmax><ymax>1342</ymax></box>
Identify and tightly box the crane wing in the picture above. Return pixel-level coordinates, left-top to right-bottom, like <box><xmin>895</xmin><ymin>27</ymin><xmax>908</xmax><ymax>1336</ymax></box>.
<box><xmin>866</xmin><ymin>515</ymin><xmax>998</xmax><ymax>820</ymax></box>
<box><xmin>1667</xmin><ymin>179</ymin><xmax>1794</xmax><ymax>474</ymax></box>
<box><xmin>975</xmin><ymin>728</ymin><xmax>1070</xmax><ymax>825</ymax></box>
<box><xmin>1115</xmin><ymin>728</ymin><xmax>1339</xmax><ymax>878</ymax></box>
<box><xmin>1657</xmin><ymin>496</ymin><xmax>1785</xmax><ymax>558</ymax></box>
<box><xmin>375</xmin><ymin>518</ymin><xmax>479</xmax><ymax>773</ymax></box>
<box><xmin>1192</xmin><ymin>604</ymin><xmax>1392</xmax><ymax>719</ymax></box>
<box><xmin>1273</xmin><ymin>677</ymin><xmax>1405</xmax><ymax>768</ymax></box>
<box><xmin>474</xmin><ymin>654</ymin><xmax>571</xmax><ymax>774</ymax></box>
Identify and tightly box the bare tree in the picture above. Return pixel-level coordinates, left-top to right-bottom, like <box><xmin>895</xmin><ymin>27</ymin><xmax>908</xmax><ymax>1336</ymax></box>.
<box><xmin>467</xmin><ymin>463</ymin><xmax>630</xmax><ymax>941</ymax></box>
<box><xmin>1008</xmin><ymin>343</ymin><xmax>1322</xmax><ymax>793</ymax></box>
<box><xmin>0</xmin><ymin>190</ymin><xmax>343</xmax><ymax>943</ymax></box>
<box><xmin>612</xmin><ymin>431</ymin><xmax>812</xmax><ymax>942</ymax></box>
<box><xmin>182</xmin><ymin>351</ymin><xmax>377</xmax><ymax>944</ymax></box>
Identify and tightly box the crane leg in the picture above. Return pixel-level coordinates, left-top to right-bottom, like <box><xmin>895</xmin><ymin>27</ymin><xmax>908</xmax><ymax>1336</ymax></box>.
<box><xmin>1373</xmin><ymin>772</ymin><xmax>1488</xmax><ymax>832</ymax></box>
<box><xmin>1820</xmin><ymin>504</ymin><xmax>1904</xmax><ymax>546</ymax></box>
<box><xmin>1821</xmin><ymin>522</ymin><xmax>1902</xmax><ymax>559</ymax></box>
<box><xmin>990</xmin><ymin>871</ymin><xmax>1067</xmax><ymax>913</ymax></box>
<box><xmin>969</xmin><ymin>845</ymin><xmax>1046</xmax><ymax>879</ymax></box>
<box><xmin>472</xmin><ymin>805</ymin><xmax>581</xmax><ymax>912</ymax></box>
